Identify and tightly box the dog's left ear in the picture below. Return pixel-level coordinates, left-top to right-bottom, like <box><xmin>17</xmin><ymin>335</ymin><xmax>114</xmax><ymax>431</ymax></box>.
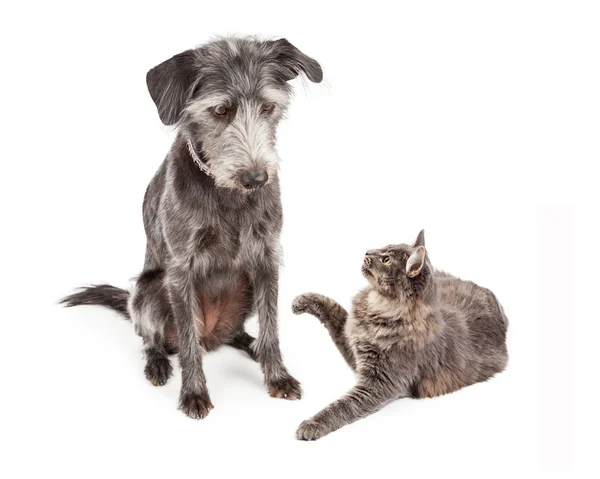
<box><xmin>146</xmin><ymin>49</ymin><xmax>199</xmax><ymax>125</ymax></box>
<box><xmin>270</xmin><ymin>39</ymin><xmax>323</xmax><ymax>83</ymax></box>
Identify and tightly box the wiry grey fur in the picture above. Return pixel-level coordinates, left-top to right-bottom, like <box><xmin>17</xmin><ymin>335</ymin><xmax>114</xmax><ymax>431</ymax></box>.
<box><xmin>292</xmin><ymin>230</ymin><xmax>508</xmax><ymax>440</ymax></box>
<box><xmin>61</xmin><ymin>36</ymin><xmax>322</xmax><ymax>419</ymax></box>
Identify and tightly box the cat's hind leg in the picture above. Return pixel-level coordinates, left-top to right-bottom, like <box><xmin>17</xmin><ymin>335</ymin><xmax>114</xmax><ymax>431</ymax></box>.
<box><xmin>292</xmin><ymin>293</ymin><xmax>356</xmax><ymax>370</ymax></box>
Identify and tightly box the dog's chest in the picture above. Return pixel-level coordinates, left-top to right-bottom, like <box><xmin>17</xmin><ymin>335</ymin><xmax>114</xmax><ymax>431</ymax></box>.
<box><xmin>211</xmin><ymin>203</ymin><xmax>278</xmax><ymax>267</ymax></box>
<box><xmin>236</xmin><ymin>226</ymin><xmax>264</xmax><ymax>262</ymax></box>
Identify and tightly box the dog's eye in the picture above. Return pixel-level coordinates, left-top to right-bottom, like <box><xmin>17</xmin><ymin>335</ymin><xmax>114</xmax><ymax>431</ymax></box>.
<box><xmin>262</xmin><ymin>103</ymin><xmax>275</xmax><ymax>112</ymax></box>
<box><xmin>381</xmin><ymin>256</ymin><xmax>391</xmax><ymax>265</ymax></box>
<box><xmin>214</xmin><ymin>105</ymin><xmax>228</xmax><ymax>116</ymax></box>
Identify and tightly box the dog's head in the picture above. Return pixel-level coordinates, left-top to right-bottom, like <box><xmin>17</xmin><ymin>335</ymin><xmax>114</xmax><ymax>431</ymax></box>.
<box><xmin>146</xmin><ymin>37</ymin><xmax>322</xmax><ymax>190</ymax></box>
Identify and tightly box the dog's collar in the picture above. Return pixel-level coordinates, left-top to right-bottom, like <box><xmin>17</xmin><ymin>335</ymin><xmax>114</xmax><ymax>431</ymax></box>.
<box><xmin>186</xmin><ymin>139</ymin><xmax>212</xmax><ymax>177</ymax></box>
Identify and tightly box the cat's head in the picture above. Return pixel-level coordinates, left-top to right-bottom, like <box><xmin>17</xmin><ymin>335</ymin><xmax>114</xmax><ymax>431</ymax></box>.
<box><xmin>361</xmin><ymin>230</ymin><xmax>432</xmax><ymax>298</ymax></box>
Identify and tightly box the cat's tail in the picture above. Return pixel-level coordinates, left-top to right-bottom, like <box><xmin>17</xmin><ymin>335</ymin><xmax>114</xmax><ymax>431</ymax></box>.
<box><xmin>60</xmin><ymin>284</ymin><xmax>131</xmax><ymax>320</ymax></box>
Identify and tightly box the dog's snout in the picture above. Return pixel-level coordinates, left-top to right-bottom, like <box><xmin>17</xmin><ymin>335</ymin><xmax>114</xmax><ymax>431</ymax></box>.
<box><xmin>241</xmin><ymin>170</ymin><xmax>269</xmax><ymax>189</ymax></box>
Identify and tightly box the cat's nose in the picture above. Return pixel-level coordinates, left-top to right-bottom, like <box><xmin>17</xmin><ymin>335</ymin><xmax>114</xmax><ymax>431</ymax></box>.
<box><xmin>365</xmin><ymin>250</ymin><xmax>378</xmax><ymax>256</ymax></box>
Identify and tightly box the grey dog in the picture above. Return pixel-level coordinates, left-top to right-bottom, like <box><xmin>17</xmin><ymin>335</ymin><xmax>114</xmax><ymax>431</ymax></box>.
<box><xmin>61</xmin><ymin>36</ymin><xmax>323</xmax><ymax>419</ymax></box>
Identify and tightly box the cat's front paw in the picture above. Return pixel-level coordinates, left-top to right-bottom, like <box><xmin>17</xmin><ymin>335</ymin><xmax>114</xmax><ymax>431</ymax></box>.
<box><xmin>292</xmin><ymin>293</ymin><xmax>321</xmax><ymax>316</ymax></box>
<box><xmin>296</xmin><ymin>418</ymin><xmax>330</xmax><ymax>441</ymax></box>
<box><xmin>267</xmin><ymin>375</ymin><xmax>302</xmax><ymax>400</ymax></box>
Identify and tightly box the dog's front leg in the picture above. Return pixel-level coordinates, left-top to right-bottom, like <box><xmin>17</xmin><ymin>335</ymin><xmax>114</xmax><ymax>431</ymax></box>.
<box><xmin>252</xmin><ymin>255</ymin><xmax>301</xmax><ymax>400</ymax></box>
<box><xmin>167</xmin><ymin>263</ymin><xmax>213</xmax><ymax>419</ymax></box>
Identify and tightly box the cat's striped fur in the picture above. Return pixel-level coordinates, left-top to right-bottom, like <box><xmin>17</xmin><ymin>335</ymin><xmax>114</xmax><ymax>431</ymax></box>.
<box><xmin>292</xmin><ymin>230</ymin><xmax>508</xmax><ymax>440</ymax></box>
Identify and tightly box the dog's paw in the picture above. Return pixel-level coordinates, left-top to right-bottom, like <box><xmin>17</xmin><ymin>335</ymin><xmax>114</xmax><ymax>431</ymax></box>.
<box><xmin>179</xmin><ymin>391</ymin><xmax>214</xmax><ymax>420</ymax></box>
<box><xmin>296</xmin><ymin>418</ymin><xmax>330</xmax><ymax>441</ymax></box>
<box><xmin>292</xmin><ymin>293</ymin><xmax>320</xmax><ymax>315</ymax></box>
<box><xmin>268</xmin><ymin>375</ymin><xmax>302</xmax><ymax>400</ymax></box>
<box><xmin>144</xmin><ymin>356</ymin><xmax>173</xmax><ymax>387</ymax></box>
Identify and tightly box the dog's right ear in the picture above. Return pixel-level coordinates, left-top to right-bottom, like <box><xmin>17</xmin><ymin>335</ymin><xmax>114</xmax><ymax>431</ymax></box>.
<box><xmin>146</xmin><ymin>50</ymin><xmax>198</xmax><ymax>126</ymax></box>
<box><xmin>270</xmin><ymin>39</ymin><xmax>323</xmax><ymax>83</ymax></box>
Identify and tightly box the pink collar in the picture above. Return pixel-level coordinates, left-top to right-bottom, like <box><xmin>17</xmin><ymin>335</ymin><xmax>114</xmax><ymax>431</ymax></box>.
<box><xmin>186</xmin><ymin>139</ymin><xmax>212</xmax><ymax>177</ymax></box>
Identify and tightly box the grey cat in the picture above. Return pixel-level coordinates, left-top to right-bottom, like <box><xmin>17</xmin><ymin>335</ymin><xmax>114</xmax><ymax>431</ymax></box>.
<box><xmin>292</xmin><ymin>230</ymin><xmax>508</xmax><ymax>440</ymax></box>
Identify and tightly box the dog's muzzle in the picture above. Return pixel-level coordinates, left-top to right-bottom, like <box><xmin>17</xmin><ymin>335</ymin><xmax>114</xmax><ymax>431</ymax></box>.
<box><xmin>240</xmin><ymin>170</ymin><xmax>269</xmax><ymax>190</ymax></box>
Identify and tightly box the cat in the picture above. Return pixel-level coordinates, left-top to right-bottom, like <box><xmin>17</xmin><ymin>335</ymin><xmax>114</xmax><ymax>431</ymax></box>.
<box><xmin>291</xmin><ymin>230</ymin><xmax>508</xmax><ymax>440</ymax></box>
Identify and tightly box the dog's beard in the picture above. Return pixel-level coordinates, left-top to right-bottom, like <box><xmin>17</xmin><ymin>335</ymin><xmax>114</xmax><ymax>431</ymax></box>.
<box><xmin>202</xmin><ymin>133</ymin><xmax>280</xmax><ymax>190</ymax></box>
<box><xmin>187</xmin><ymin>97</ymin><xmax>284</xmax><ymax>190</ymax></box>
<box><xmin>206</xmin><ymin>154</ymin><xmax>279</xmax><ymax>190</ymax></box>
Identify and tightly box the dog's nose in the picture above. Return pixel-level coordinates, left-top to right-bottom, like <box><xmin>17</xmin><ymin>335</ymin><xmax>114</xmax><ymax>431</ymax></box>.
<box><xmin>241</xmin><ymin>170</ymin><xmax>269</xmax><ymax>189</ymax></box>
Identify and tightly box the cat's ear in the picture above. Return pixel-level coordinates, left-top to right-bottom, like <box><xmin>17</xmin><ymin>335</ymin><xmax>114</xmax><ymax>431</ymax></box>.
<box><xmin>406</xmin><ymin>246</ymin><xmax>426</xmax><ymax>278</ymax></box>
<box><xmin>412</xmin><ymin>230</ymin><xmax>425</xmax><ymax>248</ymax></box>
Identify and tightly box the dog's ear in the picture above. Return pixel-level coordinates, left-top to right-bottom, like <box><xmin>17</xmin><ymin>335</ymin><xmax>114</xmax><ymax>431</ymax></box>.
<box><xmin>270</xmin><ymin>39</ymin><xmax>323</xmax><ymax>83</ymax></box>
<box><xmin>146</xmin><ymin>49</ymin><xmax>198</xmax><ymax>125</ymax></box>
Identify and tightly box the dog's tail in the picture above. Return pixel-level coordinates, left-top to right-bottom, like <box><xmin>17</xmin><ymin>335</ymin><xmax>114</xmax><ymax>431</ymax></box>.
<box><xmin>60</xmin><ymin>284</ymin><xmax>131</xmax><ymax>320</ymax></box>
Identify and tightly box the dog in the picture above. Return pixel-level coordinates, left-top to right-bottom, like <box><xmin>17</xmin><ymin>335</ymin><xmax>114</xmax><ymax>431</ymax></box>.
<box><xmin>61</xmin><ymin>36</ymin><xmax>322</xmax><ymax>419</ymax></box>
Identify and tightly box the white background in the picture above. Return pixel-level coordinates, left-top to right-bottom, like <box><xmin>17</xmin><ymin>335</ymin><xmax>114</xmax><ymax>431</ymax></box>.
<box><xmin>1</xmin><ymin>1</ymin><xmax>598</xmax><ymax>478</ymax></box>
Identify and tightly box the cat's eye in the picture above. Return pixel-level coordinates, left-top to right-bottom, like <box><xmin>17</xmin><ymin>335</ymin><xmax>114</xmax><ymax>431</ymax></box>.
<box><xmin>262</xmin><ymin>103</ymin><xmax>275</xmax><ymax>112</ymax></box>
<box><xmin>214</xmin><ymin>105</ymin><xmax>228</xmax><ymax>116</ymax></box>
<box><xmin>381</xmin><ymin>256</ymin><xmax>391</xmax><ymax>265</ymax></box>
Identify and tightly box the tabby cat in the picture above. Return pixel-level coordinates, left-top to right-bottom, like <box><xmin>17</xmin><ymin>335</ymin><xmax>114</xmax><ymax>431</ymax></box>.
<box><xmin>292</xmin><ymin>230</ymin><xmax>508</xmax><ymax>440</ymax></box>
